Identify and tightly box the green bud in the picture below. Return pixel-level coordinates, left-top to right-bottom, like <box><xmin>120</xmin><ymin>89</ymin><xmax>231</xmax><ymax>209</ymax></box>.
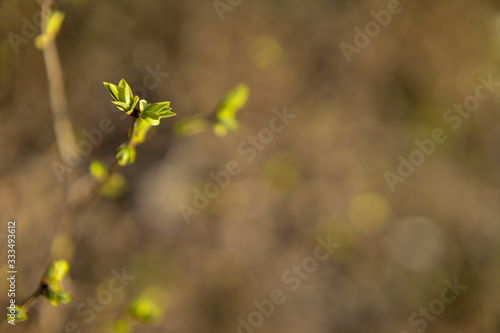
<box><xmin>7</xmin><ymin>305</ymin><xmax>28</xmax><ymax>323</ymax></box>
<box><xmin>128</xmin><ymin>297</ymin><xmax>162</xmax><ymax>324</ymax></box>
<box><xmin>116</xmin><ymin>145</ymin><xmax>136</xmax><ymax>166</ymax></box>
<box><xmin>104</xmin><ymin>80</ymin><xmax>139</xmax><ymax>115</ymax></box>
<box><xmin>139</xmin><ymin>99</ymin><xmax>148</xmax><ymax>112</ymax></box>
<box><xmin>43</xmin><ymin>260</ymin><xmax>69</xmax><ymax>285</ymax></box>
<box><xmin>114</xmin><ymin>319</ymin><xmax>132</xmax><ymax>333</ymax></box>
<box><xmin>214</xmin><ymin>83</ymin><xmax>249</xmax><ymax>136</ymax></box>
<box><xmin>34</xmin><ymin>34</ymin><xmax>50</xmax><ymax>50</ymax></box>
<box><xmin>103</xmin><ymin>82</ymin><xmax>120</xmax><ymax>101</ymax></box>
<box><xmin>99</xmin><ymin>173</ymin><xmax>127</xmax><ymax>199</ymax></box>
<box><xmin>218</xmin><ymin>83</ymin><xmax>249</xmax><ymax>112</ymax></box>
<box><xmin>41</xmin><ymin>260</ymin><xmax>72</xmax><ymax>307</ymax></box>
<box><xmin>139</xmin><ymin>102</ymin><xmax>175</xmax><ymax>126</ymax></box>
<box><xmin>89</xmin><ymin>160</ymin><xmax>109</xmax><ymax>182</ymax></box>
<box><xmin>46</xmin><ymin>11</ymin><xmax>65</xmax><ymax>37</ymax></box>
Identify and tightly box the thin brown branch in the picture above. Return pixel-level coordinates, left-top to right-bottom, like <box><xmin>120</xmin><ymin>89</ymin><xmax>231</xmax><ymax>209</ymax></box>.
<box><xmin>40</xmin><ymin>0</ymin><xmax>76</xmax><ymax>164</ymax></box>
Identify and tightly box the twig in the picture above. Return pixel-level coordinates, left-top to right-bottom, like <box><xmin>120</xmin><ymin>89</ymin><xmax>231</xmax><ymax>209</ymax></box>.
<box><xmin>40</xmin><ymin>0</ymin><xmax>76</xmax><ymax>163</ymax></box>
<box><xmin>0</xmin><ymin>283</ymin><xmax>47</xmax><ymax>330</ymax></box>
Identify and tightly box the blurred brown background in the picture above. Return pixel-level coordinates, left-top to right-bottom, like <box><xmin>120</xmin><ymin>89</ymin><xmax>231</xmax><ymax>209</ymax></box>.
<box><xmin>1</xmin><ymin>0</ymin><xmax>500</xmax><ymax>332</ymax></box>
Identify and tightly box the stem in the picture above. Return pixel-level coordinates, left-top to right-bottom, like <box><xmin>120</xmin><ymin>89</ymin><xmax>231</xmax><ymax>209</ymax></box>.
<box><xmin>127</xmin><ymin>117</ymin><xmax>138</xmax><ymax>147</ymax></box>
<box><xmin>0</xmin><ymin>284</ymin><xmax>46</xmax><ymax>330</ymax></box>
<box><xmin>108</xmin><ymin>116</ymin><xmax>138</xmax><ymax>175</ymax></box>
<box><xmin>67</xmin><ymin>116</ymin><xmax>138</xmax><ymax>206</ymax></box>
<box><xmin>40</xmin><ymin>0</ymin><xmax>76</xmax><ymax>165</ymax></box>
<box><xmin>20</xmin><ymin>284</ymin><xmax>46</xmax><ymax>312</ymax></box>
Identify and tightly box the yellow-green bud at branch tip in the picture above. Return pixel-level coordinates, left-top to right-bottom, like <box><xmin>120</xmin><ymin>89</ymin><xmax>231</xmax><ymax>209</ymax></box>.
<box><xmin>41</xmin><ymin>260</ymin><xmax>72</xmax><ymax>306</ymax></box>
<box><xmin>43</xmin><ymin>260</ymin><xmax>69</xmax><ymax>285</ymax></box>
<box><xmin>214</xmin><ymin>83</ymin><xmax>250</xmax><ymax>137</ymax></box>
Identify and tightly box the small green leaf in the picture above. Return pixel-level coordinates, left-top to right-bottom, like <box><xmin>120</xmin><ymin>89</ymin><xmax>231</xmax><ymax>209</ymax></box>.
<box><xmin>145</xmin><ymin>102</ymin><xmax>170</xmax><ymax>113</ymax></box>
<box><xmin>118</xmin><ymin>79</ymin><xmax>134</xmax><ymax>104</ymax></box>
<box><xmin>156</xmin><ymin>107</ymin><xmax>172</xmax><ymax>114</ymax></box>
<box><xmin>144</xmin><ymin>117</ymin><xmax>160</xmax><ymax>126</ymax></box>
<box><xmin>130</xmin><ymin>96</ymin><xmax>140</xmax><ymax>113</ymax></box>
<box><xmin>89</xmin><ymin>160</ymin><xmax>108</xmax><ymax>182</ymax></box>
<box><xmin>103</xmin><ymin>82</ymin><xmax>120</xmax><ymax>101</ymax></box>
<box><xmin>123</xmin><ymin>84</ymin><xmax>131</xmax><ymax>105</ymax></box>
<box><xmin>43</xmin><ymin>260</ymin><xmax>69</xmax><ymax>285</ymax></box>
<box><xmin>118</xmin><ymin>79</ymin><xmax>130</xmax><ymax>95</ymax></box>
<box><xmin>158</xmin><ymin>110</ymin><xmax>176</xmax><ymax>118</ymax></box>
<box><xmin>112</xmin><ymin>101</ymin><xmax>131</xmax><ymax>112</ymax></box>
<box><xmin>142</xmin><ymin>111</ymin><xmax>160</xmax><ymax>120</ymax></box>
<box><xmin>116</xmin><ymin>145</ymin><xmax>136</xmax><ymax>166</ymax></box>
<box><xmin>139</xmin><ymin>99</ymin><xmax>148</xmax><ymax>112</ymax></box>
<box><xmin>114</xmin><ymin>80</ymin><xmax>127</xmax><ymax>103</ymax></box>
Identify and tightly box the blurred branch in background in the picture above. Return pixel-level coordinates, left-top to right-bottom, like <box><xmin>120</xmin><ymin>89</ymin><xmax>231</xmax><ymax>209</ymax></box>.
<box><xmin>38</xmin><ymin>0</ymin><xmax>76</xmax><ymax>169</ymax></box>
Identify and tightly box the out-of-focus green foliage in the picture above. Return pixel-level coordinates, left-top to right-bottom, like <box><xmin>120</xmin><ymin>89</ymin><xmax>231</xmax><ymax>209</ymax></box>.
<box><xmin>116</xmin><ymin>145</ymin><xmax>136</xmax><ymax>167</ymax></box>
<box><xmin>128</xmin><ymin>297</ymin><xmax>162</xmax><ymax>324</ymax></box>
<box><xmin>113</xmin><ymin>319</ymin><xmax>132</xmax><ymax>333</ymax></box>
<box><xmin>35</xmin><ymin>11</ymin><xmax>65</xmax><ymax>49</ymax></box>
<box><xmin>99</xmin><ymin>173</ymin><xmax>127</xmax><ymax>199</ymax></box>
<box><xmin>89</xmin><ymin>160</ymin><xmax>109</xmax><ymax>182</ymax></box>
<box><xmin>89</xmin><ymin>160</ymin><xmax>127</xmax><ymax>199</ymax></box>
<box><xmin>174</xmin><ymin>117</ymin><xmax>209</xmax><ymax>136</ymax></box>
<box><xmin>213</xmin><ymin>83</ymin><xmax>249</xmax><ymax>136</ymax></box>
